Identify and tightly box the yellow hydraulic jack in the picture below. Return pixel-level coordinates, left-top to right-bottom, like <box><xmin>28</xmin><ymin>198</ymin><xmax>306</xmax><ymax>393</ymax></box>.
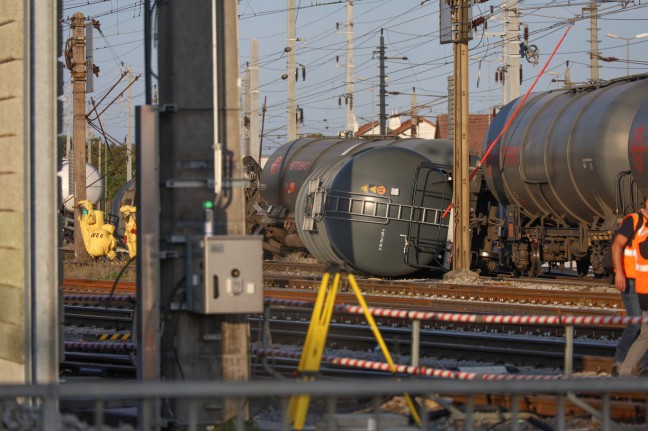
<box><xmin>288</xmin><ymin>268</ymin><xmax>422</xmax><ymax>430</ymax></box>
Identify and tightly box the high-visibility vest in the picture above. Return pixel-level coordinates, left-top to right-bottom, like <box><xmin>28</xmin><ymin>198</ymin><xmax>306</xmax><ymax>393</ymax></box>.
<box><xmin>633</xmin><ymin>222</ymin><xmax>648</xmax><ymax>293</ymax></box>
<box><xmin>622</xmin><ymin>213</ymin><xmax>644</xmax><ymax>278</ymax></box>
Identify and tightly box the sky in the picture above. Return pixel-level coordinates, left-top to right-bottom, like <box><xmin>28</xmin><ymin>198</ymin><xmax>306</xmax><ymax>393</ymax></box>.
<box><xmin>60</xmin><ymin>0</ymin><xmax>145</xmax><ymax>150</ymax></box>
<box><xmin>61</xmin><ymin>0</ymin><xmax>648</xmax><ymax>156</ymax></box>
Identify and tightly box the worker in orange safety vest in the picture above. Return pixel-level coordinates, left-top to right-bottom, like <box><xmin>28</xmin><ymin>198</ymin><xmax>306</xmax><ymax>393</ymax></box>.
<box><xmin>619</xmin><ymin>197</ymin><xmax>648</xmax><ymax>376</ymax></box>
<box><xmin>611</xmin><ymin>210</ymin><xmax>648</xmax><ymax>375</ymax></box>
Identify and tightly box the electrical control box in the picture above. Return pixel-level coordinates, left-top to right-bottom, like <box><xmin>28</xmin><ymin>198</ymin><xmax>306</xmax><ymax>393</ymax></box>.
<box><xmin>191</xmin><ymin>235</ymin><xmax>264</xmax><ymax>314</ymax></box>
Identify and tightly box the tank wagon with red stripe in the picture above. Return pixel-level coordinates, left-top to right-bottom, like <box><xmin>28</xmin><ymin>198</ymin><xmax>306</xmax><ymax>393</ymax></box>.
<box><xmin>479</xmin><ymin>74</ymin><xmax>648</xmax><ymax>276</ymax></box>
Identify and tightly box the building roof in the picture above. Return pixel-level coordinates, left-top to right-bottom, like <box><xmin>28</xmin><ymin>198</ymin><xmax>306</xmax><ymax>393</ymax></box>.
<box><xmin>435</xmin><ymin>114</ymin><xmax>492</xmax><ymax>156</ymax></box>
<box><xmin>389</xmin><ymin>117</ymin><xmax>436</xmax><ymax>137</ymax></box>
<box><xmin>354</xmin><ymin>116</ymin><xmax>435</xmax><ymax>138</ymax></box>
<box><xmin>354</xmin><ymin>114</ymin><xmax>492</xmax><ymax>156</ymax></box>
<box><xmin>354</xmin><ymin>121</ymin><xmax>380</xmax><ymax>137</ymax></box>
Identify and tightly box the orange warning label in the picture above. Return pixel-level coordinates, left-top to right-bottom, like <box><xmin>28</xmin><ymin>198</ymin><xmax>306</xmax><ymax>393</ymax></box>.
<box><xmin>361</xmin><ymin>184</ymin><xmax>388</xmax><ymax>195</ymax></box>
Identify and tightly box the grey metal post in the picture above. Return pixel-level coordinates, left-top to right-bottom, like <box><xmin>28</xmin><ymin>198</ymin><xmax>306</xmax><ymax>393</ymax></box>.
<box><xmin>502</xmin><ymin>0</ymin><xmax>520</xmax><ymax>105</ymax></box>
<box><xmin>584</xmin><ymin>0</ymin><xmax>599</xmax><ymax>82</ymax></box>
<box><xmin>28</xmin><ymin>0</ymin><xmax>60</xmax><ymax>386</ymax></box>
<box><xmin>564</xmin><ymin>325</ymin><xmax>574</xmax><ymax>376</ymax></box>
<box><xmin>326</xmin><ymin>397</ymin><xmax>336</xmax><ymax>431</ymax></box>
<box><xmin>511</xmin><ymin>394</ymin><xmax>520</xmax><ymax>431</ymax></box>
<box><xmin>411</xmin><ymin>319</ymin><xmax>420</xmax><ymax>367</ymax></box>
<box><xmin>344</xmin><ymin>0</ymin><xmax>355</xmax><ymax>134</ymax></box>
<box><xmin>556</xmin><ymin>393</ymin><xmax>565</xmax><ymax>431</ymax></box>
<box><xmin>287</xmin><ymin>0</ymin><xmax>297</xmax><ymax>140</ymax></box>
<box><xmin>602</xmin><ymin>393</ymin><xmax>611</xmax><ymax>431</ymax></box>
<box><xmin>378</xmin><ymin>29</ymin><xmax>386</xmax><ymax>135</ymax></box>
<box><xmin>127</xmin><ymin>69</ymin><xmax>133</xmax><ymax>181</ymax></box>
<box><xmin>465</xmin><ymin>395</ymin><xmax>474</xmax><ymax>431</ymax></box>
<box><xmin>249</xmin><ymin>39</ymin><xmax>260</xmax><ymax>161</ymax></box>
<box><xmin>136</xmin><ymin>105</ymin><xmax>161</xmax><ymax>430</ymax></box>
<box><xmin>244</xmin><ymin>64</ymin><xmax>251</xmax><ymax>157</ymax></box>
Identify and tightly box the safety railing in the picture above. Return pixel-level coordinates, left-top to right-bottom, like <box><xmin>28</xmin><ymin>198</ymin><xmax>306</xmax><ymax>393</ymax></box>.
<box><xmin>264</xmin><ymin>297</ymin><xmax>648</xmax><ymax>376</ymax></box>
<box><xmin>6</xmin><ymin>298</ymin><xmax>648</xmax><ymax>430</ymax></box>
<box><xmin>1</xmin><ymin>376</ymin><xmax>647</xmax><ymax>431</ymax></box>
<box><xmin>256</xmin><ymin>297</ymin><xmax>648</xmax><ymax>430</ymax></box>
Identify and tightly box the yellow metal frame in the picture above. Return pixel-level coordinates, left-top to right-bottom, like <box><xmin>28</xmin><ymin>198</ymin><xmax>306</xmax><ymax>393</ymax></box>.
<box><xmin>288</xmin><ymin>272</ymin><xmax>422</xmax><ymax>430</ymax></box>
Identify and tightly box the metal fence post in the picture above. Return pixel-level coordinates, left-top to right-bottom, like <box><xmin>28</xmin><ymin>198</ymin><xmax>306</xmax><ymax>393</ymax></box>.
<box><xmin>564</xmin><ymin>325</ymin><xmax>574</xmax><ymax>376</ymax></box>
<box><xmin>411</xmin><ymin>319</ymin><xmax>420</xmax><ymax>367</ymax></box>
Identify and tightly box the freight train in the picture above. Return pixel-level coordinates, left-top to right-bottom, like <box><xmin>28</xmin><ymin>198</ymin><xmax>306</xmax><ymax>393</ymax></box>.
<box><xmin>246</xmin><ymin>74</ymin><xmax>648</xmax><ymax>278</ymax></box>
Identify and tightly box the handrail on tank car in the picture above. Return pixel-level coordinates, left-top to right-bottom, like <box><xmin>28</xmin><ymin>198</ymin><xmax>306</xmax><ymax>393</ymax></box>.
<box><xmin>319</xmin><ymin>190</ymin><xmax>448</xmax><ymax>227</ymax></box>
<box><xmin>614</xmin><ymin>170</ymin><xmax>639</xmax><ymax>216</ymax></box>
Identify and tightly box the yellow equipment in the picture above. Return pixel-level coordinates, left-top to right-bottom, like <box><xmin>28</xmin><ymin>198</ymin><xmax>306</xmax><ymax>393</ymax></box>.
<box><xmin>120</xmin><ymin>205</ymin><xmax>137</xmax><ymax>258</ymax></box>
<box><xmin>77</xmin><ymin>200</ymin><xmax>117</xmax><ymax>260</ymax></box>
<box><xmin>87</xmin><ymin>223</ymin><xmax>117</xmax><ymax>260</ymax></box>
<box><xmin>288</xmin><ymin>271</ymin><xmax>422</xmax><ymax>430</ymax></box>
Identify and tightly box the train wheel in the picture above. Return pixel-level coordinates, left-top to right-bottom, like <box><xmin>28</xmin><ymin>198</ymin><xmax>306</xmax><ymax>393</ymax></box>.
<box><xmin>529</xmin><ymin>242</ymin><xmax>541</xmax><ymax>278</ymax></box>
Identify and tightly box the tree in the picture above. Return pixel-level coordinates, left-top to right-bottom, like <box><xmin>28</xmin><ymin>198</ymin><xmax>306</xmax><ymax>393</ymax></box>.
<box><xmin>87</xmin><ymin>138</ymin><xmax>135</xmax><ymax>202</ymax></box>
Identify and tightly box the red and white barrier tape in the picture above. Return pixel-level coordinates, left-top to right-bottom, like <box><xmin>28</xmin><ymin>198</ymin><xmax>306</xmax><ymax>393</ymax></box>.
<box><xmin>254</xmin><ymin>347</ymin><xmax>573</xmax><ymax>381</ymax></box>
<box><xmin>264</xmin><ymin>297</ymin><xmax>646</xmax><ymax>327</ymax></box>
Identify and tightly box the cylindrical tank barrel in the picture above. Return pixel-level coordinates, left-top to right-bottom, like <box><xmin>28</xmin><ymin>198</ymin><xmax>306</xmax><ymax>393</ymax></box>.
<box><xmin>482</xmin><ymin>76</ymin><xmax>648</xmax><ymax>225</ymax></box>
<box><xmin>261</xmin><ymin>138</ymin><xmax>455</xmax><ymax>276</ymax></box>
<box><xmin>261</xmin><ymin>137</ymin><xmax>453</xmax><ymax>216</ymax></box>
<box><xmin>59</xmin><ymin>161</ymin><xmax>105</xmax><ymax>213</ymax></box>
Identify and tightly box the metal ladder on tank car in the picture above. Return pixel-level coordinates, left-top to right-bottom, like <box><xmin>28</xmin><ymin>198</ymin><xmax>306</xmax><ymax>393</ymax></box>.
<box><xmin>403</xmin><ymin>163</ymin><xmax>453</xmax><ymax>270</ymax></box>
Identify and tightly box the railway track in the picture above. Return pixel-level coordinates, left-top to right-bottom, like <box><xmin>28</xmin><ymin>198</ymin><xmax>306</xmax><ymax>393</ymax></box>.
<box><xmin>61</xmin><ymin>273</ymin><xmax>625</xmax><ymax>375</ymax></box>
<box><xmin>266</xmin><ymin>278</ymin><xmax>622</xmax><ymax>313</ymax></box>
<box><xmin>60</xmin><ymin>276</ymin><xmax>645</xmax><ymax>424</ymax></box>
<box><xmin>61</xmin><ymin>279</ymin><xmax>136</xmax><ymax>377</ymax></box>
<box><xmin>262</xmin><ymin>260</ymin><xmax>613</xmax><ymax>284</ymax></box>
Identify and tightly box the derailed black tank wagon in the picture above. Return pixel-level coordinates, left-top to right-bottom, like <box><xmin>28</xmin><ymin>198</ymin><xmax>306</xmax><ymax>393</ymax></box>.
<box><xmin>246</xmin><ymin>138</ymin><xmax>480</xmax><ymax>277</ymax></box>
